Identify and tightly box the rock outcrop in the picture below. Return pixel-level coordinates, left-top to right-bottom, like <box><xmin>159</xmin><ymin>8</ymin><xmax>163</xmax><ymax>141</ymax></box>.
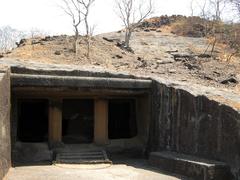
<box><xmin>0</xmin><ymin>66</ymin><xmax>11</xmax><ymax>180</ymax></box>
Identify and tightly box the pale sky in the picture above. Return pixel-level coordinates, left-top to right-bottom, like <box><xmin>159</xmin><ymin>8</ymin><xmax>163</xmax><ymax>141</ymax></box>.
<box><xmin>0</xmin><ymin>0</ymin><xmax>234</xmax><ymax>35</ymax></box>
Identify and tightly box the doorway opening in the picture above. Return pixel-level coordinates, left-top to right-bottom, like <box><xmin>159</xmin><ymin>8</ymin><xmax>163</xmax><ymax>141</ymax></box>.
<box><xmin>17</xmin><ymin>99</ymin><xmax>49</xmax><ymax>142</ymax></box>
<box><xmin>108</xmin><ymin>99</ymin><xmax>137</xmax><ymax>139</ymax></box>
<box><xmin>62</xmin><ymin>99</ymin><xmax>94</xmax><ymax>144</ymax></box>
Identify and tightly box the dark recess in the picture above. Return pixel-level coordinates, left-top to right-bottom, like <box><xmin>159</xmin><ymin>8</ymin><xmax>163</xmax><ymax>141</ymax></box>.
<box><xmin>62</xmin><ymin>99</ymin><xmax>94</xmax><ymax>144</ymax></box>
<box><xmin>17</xmin><ymin>99</ymin><xmax>49</xmax><ymax>142</ymax></box>
<box><xmin>108</xmin><ymin>99</ymin><xmax>137</xmax><ymax>139</ymax></box>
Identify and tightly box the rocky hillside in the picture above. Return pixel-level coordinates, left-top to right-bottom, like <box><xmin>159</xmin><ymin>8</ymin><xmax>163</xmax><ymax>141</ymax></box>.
<box><xmin>1</xmin><ymin>16</ymin><xmax>240</xmax><ymax>93</ymax></box>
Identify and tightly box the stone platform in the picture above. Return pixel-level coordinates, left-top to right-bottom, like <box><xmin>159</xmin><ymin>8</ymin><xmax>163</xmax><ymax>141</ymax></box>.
<box><xmin>149</xmin><ymin>151</ymin><xmax>232</xmax><ymax>180</ymax></box>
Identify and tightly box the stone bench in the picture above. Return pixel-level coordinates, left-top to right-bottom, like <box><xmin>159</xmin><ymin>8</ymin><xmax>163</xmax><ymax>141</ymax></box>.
<box><xmin>149</xmin><ymin>151</ymin><xmax>232</xmax><ymax>180</ymax></box>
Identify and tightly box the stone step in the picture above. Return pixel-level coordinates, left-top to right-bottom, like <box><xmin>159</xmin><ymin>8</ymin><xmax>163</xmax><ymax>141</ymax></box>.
<box><xmin>55</xmin><ymin>150</ymin><xmax>112</xmax><ymax>164</ymax></box>
<box><xmin>59</xmin><ymin>154</ymin><xmax>104</xmax><ymax>158</ymax></box>
<box><xmin>59</xmin><ymin>151</ymin><xmax>103</xmax><ymax>155</ymax></box>
<box><xmin>149</xmin><ymin>151</ymin><xmax>232</xmax><ymax>180</ymax></box>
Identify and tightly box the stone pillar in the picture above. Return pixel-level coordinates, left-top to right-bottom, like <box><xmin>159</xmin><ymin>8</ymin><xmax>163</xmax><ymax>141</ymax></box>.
<box><xmin>48</xmin><ymin>98</ymin><xmax>62</xmax><ymax>146</ymax></box>
<box><xmin>94</xmin><ymin>99</ymin><xmax>108</xmax><ymax>145</ymax></box>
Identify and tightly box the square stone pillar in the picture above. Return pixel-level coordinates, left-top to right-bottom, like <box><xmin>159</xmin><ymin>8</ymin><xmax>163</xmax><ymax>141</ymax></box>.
<box><xmin>94</xmin><ymin>99</ymin><xmax>108</xmax><ymax>145</ymax></box>
<box><xmin>48</xmin><ymin>98</ymin><xmax>62</xmax><ymax>146</ymax></box>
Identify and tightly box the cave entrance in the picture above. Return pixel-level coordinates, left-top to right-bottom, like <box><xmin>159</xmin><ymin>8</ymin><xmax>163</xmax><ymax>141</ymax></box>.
<box><xmin>108</xmin><ymin>99</ymin><xmax>137</xmax><ymax>139</ymax></box>
<box><xmin>62</xmin><ymin>99</ymin><xmax>94</xmax><ymax>144</ymax></box>
<box><xmin>17</xmin><ymin>99</ymin><xmax>49</xmax><ymax>142</ymax></box>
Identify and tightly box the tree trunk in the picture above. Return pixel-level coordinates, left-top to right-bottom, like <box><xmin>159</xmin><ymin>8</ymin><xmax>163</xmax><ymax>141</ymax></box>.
<box><xmin>211</xmin><ymin>37</ymin><xmax>217</xmax><ymax>56</ymax></box>
<box><xmin>73</xmin><ymin>27</ymin><xmax>79</xmax><ymax>54</ymax></box>
<box><xmin>86</xmin><ymin>35</ymin><xmax>90</xmax><ymax>59</ymax></box>
<box><xmin>124</xmin><ymin>28</ymin><xmax>132</xmax><ymax>48</ymax></box>
<box><xmin>85</xmin><ymin>16</ymin><xmax>90</xmax><ymax>59</ymax></box>
<box><xmin>216</xmin><ymin>1</ymin><xmax>221</xmax><ymax>21</ymax></box>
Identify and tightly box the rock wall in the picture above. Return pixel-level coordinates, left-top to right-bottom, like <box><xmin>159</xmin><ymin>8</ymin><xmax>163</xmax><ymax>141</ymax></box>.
<box><xmin>149</xmin><ymin>80</ymin><xmax>240</xmax><ymax>179</ymax></box>
<box><xmin>0</xmin><ymin>68</ymin><xmax>11</xmax><ymax>179</ymax></box>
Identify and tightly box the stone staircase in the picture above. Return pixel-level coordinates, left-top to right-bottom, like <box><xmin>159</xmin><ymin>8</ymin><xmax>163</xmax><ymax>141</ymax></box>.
<box><xmin>149</xmin><ymin>151</ymin><xmax>232</xmax><ymax>180</ymax></box>
<box><xmin>55</xmin><ymin>150</ymin><xmax>112</xmax><ymax>164</ymax></box>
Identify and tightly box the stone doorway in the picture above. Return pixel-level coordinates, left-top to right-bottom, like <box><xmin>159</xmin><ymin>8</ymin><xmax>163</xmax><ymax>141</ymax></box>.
<box><xmin>108</xmin><ymin>99</ymin><xmax>137</xmax><ymax>139</ymax></box>
<box><xmin>62</xmin><ymin>99</ymin><xmax>94</xmax><ymax>144</ymax></box>
<box><xmin>17</xmin><ymin>99</ymin><xmax>49</xmax><ymax>142</ymax></box>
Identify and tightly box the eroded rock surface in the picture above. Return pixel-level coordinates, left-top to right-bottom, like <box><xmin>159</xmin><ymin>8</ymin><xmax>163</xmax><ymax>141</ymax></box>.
<box><xmin>0</xmin><ymin>67</ymin><xmax>11</xmax><ymax>180</ymax></box>
<box><xmin>1</xmin><ymin>58</ymin><xmax>240</xmax><ymax>179</ymax></box>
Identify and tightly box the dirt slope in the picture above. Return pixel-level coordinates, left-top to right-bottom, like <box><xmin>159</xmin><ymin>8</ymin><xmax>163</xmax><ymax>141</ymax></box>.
<box><xmin>2</xmin><ymin>24</ymin><xmax>240</xmax><ymax>93</ymax></box>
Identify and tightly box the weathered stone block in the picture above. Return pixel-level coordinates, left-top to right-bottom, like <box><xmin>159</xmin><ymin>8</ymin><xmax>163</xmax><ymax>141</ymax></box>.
<box><xmin>149</xmin><ymin>151</ymin><xmax>232</xmax><ymax>180</ymax></box>
<box><xmin>149</xmin><ymin>80</ymin><xmax>240</xmax><ymax>179</ymax></box>
<box><xmin>0</xmin><ymin>68</ymin><xmax>11</xmax><ymax>179</ymax></box>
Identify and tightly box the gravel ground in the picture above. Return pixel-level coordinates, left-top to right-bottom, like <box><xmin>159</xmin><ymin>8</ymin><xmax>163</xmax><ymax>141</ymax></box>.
<box><xmin>5</xmin><ymin>161</ymin><xmax>185</xmax><ymax>180</ymax></box>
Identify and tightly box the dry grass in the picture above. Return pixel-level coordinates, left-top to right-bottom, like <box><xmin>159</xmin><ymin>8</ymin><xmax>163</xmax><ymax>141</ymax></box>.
<box><xmin>170</xmin><ymin>17</ymin><xmax>240</xmax><ymax>62</ymax></box>
<box><xmin>5</xmin><ymin>35</ymin><xmax>137</xmax><ymax>67</ymax></box>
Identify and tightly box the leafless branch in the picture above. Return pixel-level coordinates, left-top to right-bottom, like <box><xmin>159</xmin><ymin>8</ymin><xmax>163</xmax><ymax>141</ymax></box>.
<box><xmin>230</xmin><ymin>0</ymin><xmax>240</xmax><ymax>16</ymax></box>
<box><xmin>115</xmin><ymin>0</ymin><xmax>154</xmax><ymax>48</ymax></box>
<box><xmin>76</xmin><ymin>0</ymin><xmax>96</xmax><ymax>58</ymax></box>
<box><xmin>60</xmin><ymin>0</ymin><xmax>84</xmax><ymax>53</ymax></box>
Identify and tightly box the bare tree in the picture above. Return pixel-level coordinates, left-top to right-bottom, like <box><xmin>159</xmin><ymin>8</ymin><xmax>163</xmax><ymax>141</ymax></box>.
<box><xmin>60</xmin><ymin>0</ymin><xmax>83</xmax><ymax>53</ymax></box>
<box><xmin>29</xmin><ymin>28</ymin><xmax>47</xmax><ymax>50</ymax></box>
<box><xmin>194</xmin><ymin>0</ymin><xmax>240</xmax><ymax>60</ymax></box>
<box><xmin>0</xmin><ymin>26</ymin><xmax>49</xmax><ymax>54</ymax></box>
<box><xmin>116</xmin><ymin>0</ymin><xmax>153</xmax><ymax>49</ymax></box>
<box><xmin>209</xmin><ymin>0</ymin><xmax>227</xmax><ymax>20</ymax></box>
<box><xmin>208</xmin><ymin>0</ymin><xmax>227</xmax><ymax>55</ymax></box>
<box><xmin>196</xmin><ymin>0</ymin><xmax>208</xmax><ymax>19</ymax></box>
<box><xmin>235</xmin><ymin>0</ymin><xmax>240</xmax><ymax>14</ymax></box>
<box><xmin>0</xmin><ymin>26</ymin><xmax>25</xmax><ymax>53</ymax></box>
<box><xmin>230</xmin><ymin>0</ymin><xmax>240</xmax><ymax>16</ymax></box>
<box><xmin>190</xmin><ymin>0</ymin><xmax>195</xmax><ymax>16</ymax></box>
<box><xmin>194</xmin><ymin>0</ymin><xmax>227</xmax><ymax>56</ymax></box>
<box><xmin>78</xmin><ymin>0</ymin><xmax>96</xmax><ymax>58</ymax></box>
